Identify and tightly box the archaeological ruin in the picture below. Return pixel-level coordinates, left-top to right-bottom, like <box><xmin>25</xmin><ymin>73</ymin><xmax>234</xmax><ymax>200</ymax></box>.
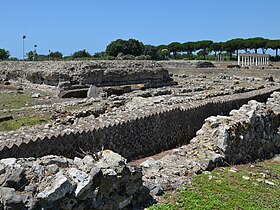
<box><xmin>238</xmin><ymin>53</ymin><xmax>270</xmax><ymax>67</ymax></box>
<box><xmin>0</xmin><ymin>60</ymin><xmax>280</xmax><ymax>209</ymax></box>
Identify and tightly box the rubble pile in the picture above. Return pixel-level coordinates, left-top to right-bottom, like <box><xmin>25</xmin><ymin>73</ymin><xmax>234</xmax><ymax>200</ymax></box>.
<box><xmin>0</xmin><ymin>61</ymin><xmax>174</xmax><ymax>88</ymax></box>
<box><xmin>0</xmin><ymin>150</ymin><xmax>153</xmax><ymax>209</ymax></box>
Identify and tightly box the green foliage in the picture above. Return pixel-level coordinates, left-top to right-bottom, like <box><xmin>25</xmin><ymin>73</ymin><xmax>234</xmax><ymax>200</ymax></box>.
<box><xmin>92</xmin><ymin>51</ymin><xmax>106</xmax><ymax>58</ymax></box>
<box><xmin>244</xmin><ymin>37</ymin><xmax>268</xmax><ymax>54</ymax></box>
<box><xmin>122</xmin><ymin>54</ymin><xmax>135</xmax><ymax>60</ymax></box>
<box><xmin>195</xmin><ymin>40</ymin><xmax>213</xmax><ymax>60</ymax></box>
<box><xmin>210</xmin><ymin>42</ymin><xmax>224</xmax><ymax>55</ymax></box>
<box><xmin>135</xmin><ymin>55</ymin><xmax>152</xmax><ymax>60</ymax></box>
<box><xmin>144</xmin><ymin>45</ymin><xmax>158</xmax><ymax>60</ymax></box>
<box><xmin>49</xmin><ymin>51</ymin><xmax>63</xmax><ymax>60</ymax></box>
<box><xmin>3</xmin><ymin>36</ymin><xmax>279</xmax><ymax>61</ymax></box>
<box><xmin>224</xmin><ymin>38</ymin><xmax>244</xmax><ymax>55</ymax></box>
<box><xmin>8</xmin><ymin>57</ymin><xmax>19</xmax><ymax>61</ymax></box>
<box><xmin>72</xmin><ymin>49</ymin><xmax>91</xmax><ymax>58</ymax></box>
<box><xmin>182</xmin><ymin>42</ymin><xmax>196</xmax><ymax>55</ymax></box>
<box><xmin>27</xmin><ymin>51</ymin><xmax>38</xmax><ymax>61</ymax></box>
<box><xmin>106</xmin><ymin>38</ymin><xmax>144</xmax><ymax>57</ymax></box>
<box><xmin>106</xmin><ymin>39</ymin><xmax>127</xmax><ymax>57</ymax></box>
<box><xmin>168</xmin><ymin>42</ymin><xmax>182</xmax><ymax>58</ymax></box>
<box><xmin>127</xmin><ymin>39</ymin><xmax>145</xmax><ymax>56</ymax></box>
<box><xmin>0</xmin><ymin>48</ymin><xmax>10</xmax><ymax>60</ymax></box>
<box><xmin>157</xmin><ymin>48</ymin><xmax>170</xmax><ymax>60</ymax></box>
<box><xmin>266</xmin><ymin>40</ymin><xmax>280</xmax><ymax>57</ymax></box>
<box><xmin>149</xmin><ymin>157</ymin><xmax>280</xmax><ymax>209</ymax></box>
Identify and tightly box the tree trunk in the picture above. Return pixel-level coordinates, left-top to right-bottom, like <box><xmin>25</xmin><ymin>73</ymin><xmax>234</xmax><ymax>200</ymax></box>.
<box><xmin>203</xmin><ymin>49</ymin><xmax>206</xmax><ymax>60</ymax></box>
<box><xmin>276</xmin><ymin>49</ymin><xmax>278</xmax><ymax>57</ymax></box>
<box><xmin>188</xmin><ymin>52</ymin><xmax>193</xmax><ymax>60</ymax></box>
<box><xmin>255</xmin><ymin>48</ymin><xmax>257</xmax><ymax>54</ymax></box>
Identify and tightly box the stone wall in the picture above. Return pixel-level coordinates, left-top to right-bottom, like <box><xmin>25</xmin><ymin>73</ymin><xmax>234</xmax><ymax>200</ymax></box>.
<box><xmin>140</xmin><ymin>93</ymin><xmax>280</xmax><ymax>190</ymax></box>
<box><xmin>1</xmin><ymin>86</ymin><xmax>280</xmax><ymax>161</ymax></box>
<box><xmin>0</xmin><ymin>61</ymin><xmax>173</xmax><ymax>87</ymax></box>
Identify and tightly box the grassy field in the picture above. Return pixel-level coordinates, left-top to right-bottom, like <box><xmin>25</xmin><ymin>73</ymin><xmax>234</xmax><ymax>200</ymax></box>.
<box><xmin>0</xmin><ymin>114</ymin><xmax>49</xmax><ymax>132</ymax></box>
<box><xmin>149</xmin><ymin>156</ymin><xmax>280</xmax><ymax>210</ymax></box>
<box><xmin>0</xmin><ymin>90</ymin><xmax>50</xmax><ymax>131</ymax></box>
<box><xmin>0</xmin><ymin>91</ymin><xmax>36</xmax><ymax>111</ymax></box>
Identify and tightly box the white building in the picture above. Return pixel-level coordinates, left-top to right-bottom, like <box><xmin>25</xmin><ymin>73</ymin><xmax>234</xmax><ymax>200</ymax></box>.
<box><xmin>237</xmin><ymin>53</ymin><xmax>269</xmax><ymax>66</ymax></box>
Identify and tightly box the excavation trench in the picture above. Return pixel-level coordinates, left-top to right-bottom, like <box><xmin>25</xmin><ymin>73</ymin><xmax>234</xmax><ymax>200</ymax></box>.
<box><xmin>125</xmin><ymin>88</ymin><xmax>278</xmax><ymax>162</ymax></box>
<box><xmin>0</xmin><ymin>86</ymin><xmax>279</xmax><ymax>161</ymax></box>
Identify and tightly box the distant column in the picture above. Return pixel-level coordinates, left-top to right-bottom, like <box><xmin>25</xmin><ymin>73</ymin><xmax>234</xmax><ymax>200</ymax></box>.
<box><xmin>267</xmin><ymin>56</ymin><xmax>269</xmax><ymax>65</ymax></box>
<box><xmin>238</xmin><ymin>54</ymin><xmax>240</xmax><ymax>65</ymax></box>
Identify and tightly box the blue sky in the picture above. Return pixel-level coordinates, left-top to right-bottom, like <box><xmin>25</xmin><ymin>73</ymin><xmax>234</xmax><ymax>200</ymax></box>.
<box><xmin>1</xmin><ymin>0</ymin><xmax>279</xmax><ymax>58</ymax></box>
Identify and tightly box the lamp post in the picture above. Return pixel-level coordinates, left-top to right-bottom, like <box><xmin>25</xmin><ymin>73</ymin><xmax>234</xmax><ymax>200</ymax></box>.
<box><xmin>34</xmin><ymin>44</ymin><xmax>37</xmax><ymax>61</ymax></box>
<box><xmin>22</xmin><ymin>35</ymin><xmax>26</xmax><ymax>60</ymax></box>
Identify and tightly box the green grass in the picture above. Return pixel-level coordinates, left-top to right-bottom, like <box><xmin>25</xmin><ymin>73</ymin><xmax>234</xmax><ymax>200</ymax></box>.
<box><xmin>149</xmin><ymin>157</ymin><xmax>280</xmax><ymax>210</ymax></box>
<box><xmin>0</xmin><ymin>91</ymin><xmax>36</xmax><ymax>110</ymax></box>
<box><xmin>0</xmin><ymin>90</ymin><xmax>51</xmax><ymax>131</ymax></box>
<box><xmin>0</xmin><ymin>115</ymin><xmax>49</xmax><ymax>132</ymax></box>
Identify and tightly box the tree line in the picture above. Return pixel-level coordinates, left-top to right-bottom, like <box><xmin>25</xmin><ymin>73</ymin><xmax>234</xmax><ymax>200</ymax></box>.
<box><xmin>105</xmin><ymin>37</ymin><xmax>280</xmax><ymax>61</ymax></box>
<box><xmin>0</xmin><ymin>37</ymin><xmax>280</xmax><ymax>61</ymax></box>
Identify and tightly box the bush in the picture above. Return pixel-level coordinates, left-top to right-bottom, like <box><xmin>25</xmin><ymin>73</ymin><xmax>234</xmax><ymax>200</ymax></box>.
<box><xmin>135</xmin><ymin>55</ymin><xmax>151</xmax><ymax>60</ymax></box>
<box><xmin>122</xmin><ymin>54</ymin><xmax>135</xmax><ymax>60</ymax></box>
<box><xmin>106</xmin><ymin>39</ymin><xmax>144</xmax><ymax>57</ymax></box>
<box><xmin>72</xmin><ymin>50</ymin><xmax>91</xmax><ymax>58</ymax></box>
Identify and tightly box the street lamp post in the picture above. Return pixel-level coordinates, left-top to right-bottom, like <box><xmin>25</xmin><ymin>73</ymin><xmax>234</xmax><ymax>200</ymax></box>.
<box><xmin>48</xmin><ymin>50</ymin><xmax>51</xmax><ymax>61</ymax></box>
<box><xmin>22</xmin><ymin>35</ymin><xmax>26</xmax><ymax>60</ymax></box>
<box><xmin>34</xmin><ymin>44</ymin><xmax>37</xmax><ymax>61</ymax></box>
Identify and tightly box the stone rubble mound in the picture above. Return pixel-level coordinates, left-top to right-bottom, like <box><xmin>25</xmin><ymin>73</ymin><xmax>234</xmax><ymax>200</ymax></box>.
<box><xmin>0</xmin><ymin>61</ymin><xmax>174</xmax><ymax>88</ymax></box>
<box><xmin>0</xmin><ymin>150</ymin><xmax>153</xmax><ymax>210</ymax></box>
<box><xmin>195</xmin><ymin>61</ymin><xmax>216</xmax><ymax>68</ymax></box>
